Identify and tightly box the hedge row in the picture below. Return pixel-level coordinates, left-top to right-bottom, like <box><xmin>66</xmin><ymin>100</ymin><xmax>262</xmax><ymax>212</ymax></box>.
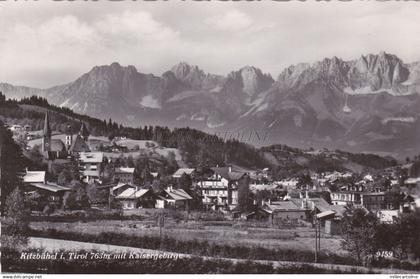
<box><xmin>30</xmin><ymin>210</ymin><xmax>143</xmax><ymax>222</ymax></box>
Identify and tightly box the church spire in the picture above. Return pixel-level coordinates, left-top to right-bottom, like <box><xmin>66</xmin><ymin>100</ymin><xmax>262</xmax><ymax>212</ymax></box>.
<box><xmin>43</xmin><ymin>112</ymin><xmax>52</xmax><ymax>138</ymax></box>
<box><xmin>79</xmin><ymin>122</ymin><xmax>90</xmax><ymax>141</ymax></box>
<box><xmin>42</xmin><ymin>111</ymin><xmax>52</xmax><ymax>155</ymax></box>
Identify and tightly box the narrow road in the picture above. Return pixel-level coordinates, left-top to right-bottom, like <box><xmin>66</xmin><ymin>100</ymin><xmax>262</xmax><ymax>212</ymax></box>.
<box><xmin>28</xmin><ymin>237</ymin><xmax>417</xmax><ymax>274</ymax></box>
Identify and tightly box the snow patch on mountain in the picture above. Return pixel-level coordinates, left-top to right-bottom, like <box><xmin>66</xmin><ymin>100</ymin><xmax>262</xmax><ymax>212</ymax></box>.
<box><xmin>60</xmin><ymin>98</ymin><xmax>71</xmax><ymax>107</ymax></box>
<box><xmin>191</xmin><ymin>113</ymin><xmax>205</xmax><ymax>121</ymax></box>
<box><xmin>382</xmin><ymin>117</ymin><xmax>416</xmax><ymax>125</ymax></box>
<box><xmin>343</xmin><ymin>86</ymin><xmax>413</xmax><ymax>96</ymax></box>
<box><xmin>176</xmin><ymin>114</ymin><xmax>187</xmax><ymax>121</ymax></box>
<box><xmin>240</xmin><ymin>91</ymin><xmax>270</xmax><ymax>118</ymax></box>
<box><xmin>207</xmin><ymin>121</ymin><xmax>225</xmax><ymax>129</ymax></box>
<box><xmin>70</xmin><ymin>102</ymin><xmax>79</xmax><ymax>110</ymax></box>
<box><xmin>140</xmin><ymin>95</ymin><xmax>161</xmax><ymax>109</ymax></box>
<box><xmin>267</xmin><ymin>119</ymin><xmax>277</xmax><ymax>128</ymax></box>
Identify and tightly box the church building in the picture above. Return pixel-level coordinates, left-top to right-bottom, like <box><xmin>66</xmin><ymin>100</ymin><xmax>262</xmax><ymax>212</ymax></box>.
<box><xmin>42</xmin><ymin>112</ymin><xmax>91</xmax><ymax>160</ymax></box>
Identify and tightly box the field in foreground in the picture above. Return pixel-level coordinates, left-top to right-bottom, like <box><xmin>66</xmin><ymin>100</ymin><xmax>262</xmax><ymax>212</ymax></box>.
<box><xmin>30</xmin><ymin>219</ymin><xmax>344</xmax><ymax>256</ymax></box>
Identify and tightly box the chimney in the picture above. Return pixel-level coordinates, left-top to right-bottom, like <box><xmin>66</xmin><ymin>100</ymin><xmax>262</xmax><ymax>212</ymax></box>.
<box><xmin>305</xmin><ymin>191</ymin><xmax>309</xmax><ymax>199</ymax></box>
<box><xmin>228</xmin><ymin>166</ymin><xmax>232</xmax><ymax>173</ymax></box>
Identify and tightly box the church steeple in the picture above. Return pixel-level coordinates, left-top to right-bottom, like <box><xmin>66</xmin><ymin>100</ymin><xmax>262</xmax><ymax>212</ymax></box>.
<box><xmin>42</xmin><ymin>112</ymin><xmax>52</xmax><ymax>153</ymax></box>
<box><xmin>65</xmin><ymin>124</ymin><xmax>73</xmax><ymax>149</ymax></box>
<box><xmin>43</xmin><ymin>112</ymin><xmax>52</xmax><ymax>138</ymax></box>
<box><xmin>79</xmin><ymin>122</ymin><xmax>90</xmax><ymax>142</ymax></box>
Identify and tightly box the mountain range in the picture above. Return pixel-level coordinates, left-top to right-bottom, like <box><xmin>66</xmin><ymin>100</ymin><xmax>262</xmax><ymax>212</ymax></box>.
<box><xmin>1</xmin><ymin>51</ymin><xmax>420</xmax><ymax>158</ymax></box>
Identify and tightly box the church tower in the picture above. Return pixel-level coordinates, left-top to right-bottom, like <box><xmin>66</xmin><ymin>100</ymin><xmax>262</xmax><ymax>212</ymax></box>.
<box><xmin>65</xmin><ymin>124</ymin><xmax>73</xmax><ymax>150</ymax></box>
<box><xmin>42</xmin><ymin>112</ymin><xmax>52</xmax><ymax>154</ymax></box>
<box><xmin>79</xmin><ymin>122</ymin><xmax>90</xmax><ymax>142</ymax></box>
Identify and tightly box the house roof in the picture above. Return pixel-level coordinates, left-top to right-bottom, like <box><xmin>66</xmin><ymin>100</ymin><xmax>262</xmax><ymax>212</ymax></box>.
<box><xmin>23</xmin><ymin>171</ymin><xmax>46</xmax><ymax>183</ymax></box>
<box><xmin>79</xmin><ymin>152</ymin><xmax>103</xmax><ymax>163</ymax></box>
<box><xmin>330</xmin><ymin>204</ymin><xmax>346</xmax><ymax>217</ymax></box>
<box><xmin>316</xmin><ymin>210</ymin><xmax>336</xmax><ymax>220</ymax></box>
<box><xmin>82</xmin><ymin>170</ymin><xmax>100</xmax><ymax>177</ymax></box>
<box><xmin>116</xmin><ymin>188</ymin><xmax>151</xmax><ymax>199</ymax></box>
<box><xmin>405</xmin><ymin>177</ymin><xmax>420</xmax><ymax>184</ymax></box>
<box><xmin>115</xmin><ymin>167</ymin><xmax>135</xmax><ymax>174</ymax></box>
<box><xmin>210</xmin><ymin>167</ymin><xmax>245</xmax><ymax>181</ymax></box>
<box><xmin>28</xmin><ymin>183</ymin><xmax>70</xmax><ymax>193</ymax></box>
<box><xmin>250</xmin><ymin>183</ymin><xmax>279</xmax><ymax>192</ymax></box>
<box><xmin>172</xmin><ymin>168</ymin><xmax>195</xmax><ymax>178</ymax></box>
<box><xmin>112</xmin><ymin>182</ymin><xmax>136</xmax><ymax>191</ymax></box>
<box><xmin>50</xmin><ymin>139</ymin><xmax>66</xmax><ymax>152</ymax></box>
<box><xmin>309</xmin><ymin>198</ymin><xmax>331</xmax><ymax>212</ymax></box>
<box><xmin>164</xmin><ymin>188</ymin><xmax>193</xmax><ymax>200</ymax></box>
<box><xmin>70</xmin><ymin>135</ymin><xmax>90</xmax><ymax>153</ymax></box>
<box><xmin>264</xmin><ymin>201</ymin><xmax>302</xmax><ymax>213</ymax></box>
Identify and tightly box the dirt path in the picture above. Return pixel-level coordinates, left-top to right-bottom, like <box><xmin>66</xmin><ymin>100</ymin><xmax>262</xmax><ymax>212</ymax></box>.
<box><xmin>28</xmin><ymin>237</ymin><xmax>417</xmax><ymax>274</ymax></box>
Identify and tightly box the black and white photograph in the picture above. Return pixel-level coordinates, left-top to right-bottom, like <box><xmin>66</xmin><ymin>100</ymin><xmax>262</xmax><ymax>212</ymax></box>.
<box><xmin>1</xmin><ymin>0</ymin><xmax>420</xmax><ymax>276</ymax></box>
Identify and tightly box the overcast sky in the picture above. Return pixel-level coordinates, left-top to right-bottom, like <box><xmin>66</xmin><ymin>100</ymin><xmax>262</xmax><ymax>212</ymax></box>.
<box><xmin>1</xmin><ymin>1</ymin><xmax>420</xmax><ymax>88</ymax></box>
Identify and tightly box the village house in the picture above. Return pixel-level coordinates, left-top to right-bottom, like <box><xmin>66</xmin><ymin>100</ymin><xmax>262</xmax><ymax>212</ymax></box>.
<box><xmin>116</xmin><ymin>188</ymin><xmax>157</xmax><ymax>209</ymax></box>
<box><xmin>114</xmin><ymin>167</ymin><xmax>135</xmax><ymax>184</ymax></box>
<box><xmin>78</xmin><ymin>152</ymin><xmax>104</xmax><ymax>183</ymax></box>
<box><xmin>196</xmin><ymin>167</ymin><xmax>246</xmax><ymax>211</ymax></box>
<box><xmin>331</xmin><ymin>184</ymin><xmax>386</xmax><ymax>212</ymax></box>
<box><xmin>260</xmin><ymin>200</ymin><xmax>308</xmax><ymax>226</ymax></box>
<box><xmin>155</xmin><ymin>186</ymin><xmax>193</xmax><ymax>210</ymax></box>
<box><xmin>23</xmin><ymin>170</ymin><xmax>70</xmax><ymax>210</ymax></box>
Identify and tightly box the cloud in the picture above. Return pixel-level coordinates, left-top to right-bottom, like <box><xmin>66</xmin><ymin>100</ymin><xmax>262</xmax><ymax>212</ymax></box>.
<box><xmin>0</xmin><ymin>9</ymin><xmax>180</xmax><ymax>87</ymax></box>
<box><xmin>0</xmin><ymin>2</ymin><xmax>420</xmax><ymax>88</ymax></box>
<box><xmin>95</xmin><ymin>11</ymin><xmax>179</xmax><ymax>45</ymax></box>
<box><xmin>205</xmin><ymin>10</ymin><xmax>253</xmax><ymax>32</ymax></box>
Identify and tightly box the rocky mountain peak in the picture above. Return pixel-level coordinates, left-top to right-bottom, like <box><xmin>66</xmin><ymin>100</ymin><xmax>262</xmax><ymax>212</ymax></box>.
<box><xmin>350</xmin><ymin>51</ymin><xmax>409</xmax><ymax>90</ymax></box>
<box><xmin>228</xmin><ymin>66</ymin><xmax>274</xmax><ymax>97</ymax></box>
<box><xmin>277</xmin><ymin>52</ymin><xmax>410</xmax><ymax>93</ymax></box>
<box><xmin>88</xmin><ymin>62</ymin><xmax>139</xmax><ymax>80</ymax></box>
<box><xmin>170</xmin><ymin>62</ymin><xmax>226</xmax><ymax>90</ymax></box>
<box><xmin>170</xmin><ymin>62</ymin><xmax>206</xmax><ymax>87</ymax></box>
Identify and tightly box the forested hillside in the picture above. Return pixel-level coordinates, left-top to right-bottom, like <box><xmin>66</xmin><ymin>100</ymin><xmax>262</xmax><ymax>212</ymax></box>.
<box><xmin>0</xmin><ymin>93</ymin><xmax>269</xmax><ymax>169</ymax></box>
